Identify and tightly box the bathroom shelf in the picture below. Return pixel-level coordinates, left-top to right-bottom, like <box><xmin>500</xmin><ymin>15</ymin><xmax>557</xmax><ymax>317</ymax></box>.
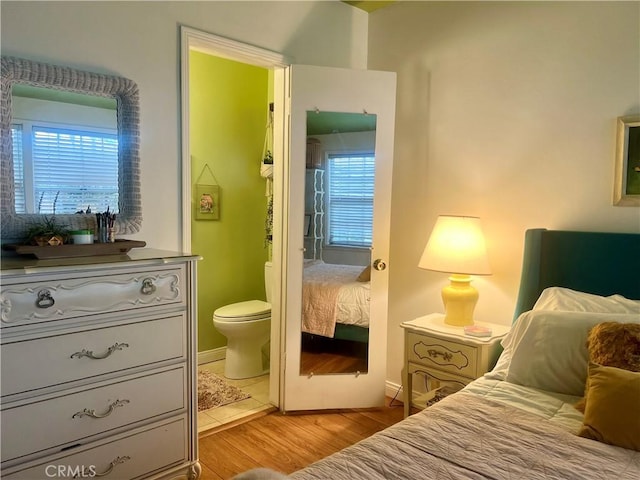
<box><xmin>304</xmin><ymin>169</ymin><xmax>324</xmax><ymax>260</ymax></box>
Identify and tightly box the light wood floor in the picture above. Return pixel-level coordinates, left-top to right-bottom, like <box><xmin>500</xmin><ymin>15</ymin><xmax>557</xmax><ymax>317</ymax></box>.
<box><xmin>299</xmin><ymin>335</ymin><xmax>368</xmax><ymax>375</ymax></box>
<box><xmin>299</xmin><ymin>349</ymin><xmax>368</xmax><ymax>375</ymax></box>
<box><xmin>197</xmin><ymin>397</ymin><xmax>405</xmax><ymax>479</ymax></box>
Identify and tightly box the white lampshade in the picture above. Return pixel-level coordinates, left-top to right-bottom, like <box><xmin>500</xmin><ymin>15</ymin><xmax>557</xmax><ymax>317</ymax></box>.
<box><xmin>418</xmin><ymin>215</ymin><xmax>491</xmax><ymax>275</ymax></box>
<box><xmin>419</xmin><ymin>215</ymin><xmax>491</xmax><ymax>326</ymax></box>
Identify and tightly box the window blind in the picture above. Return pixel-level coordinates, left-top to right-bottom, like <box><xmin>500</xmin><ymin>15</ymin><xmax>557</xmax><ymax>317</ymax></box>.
<box><xmin>327</xmin><ymin>153</ymin><xmax>375</xmax><ymax>247</ymax></box>
<box><xmin>31</xmin><ymin>126</ymin><xmax>118</xmax><ymax>214</ymax></box>
<box><xmin>11</xmin><ymin>125</ymin><xmax>26</xmax><ymax>214</ymax></box>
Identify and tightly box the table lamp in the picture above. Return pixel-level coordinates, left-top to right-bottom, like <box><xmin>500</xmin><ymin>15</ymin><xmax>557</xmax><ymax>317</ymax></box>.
<box><xmin>418</xmin><ymin>215</ymin><xmax>491</xmax><ymax>326</ymax></box>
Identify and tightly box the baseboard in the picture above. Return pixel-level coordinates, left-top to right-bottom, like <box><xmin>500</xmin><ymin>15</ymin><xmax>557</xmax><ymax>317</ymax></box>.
<box><xmin>198</xmin><ymin>346</ymin><xmax>226</xmax><ymax>365</ymax></box>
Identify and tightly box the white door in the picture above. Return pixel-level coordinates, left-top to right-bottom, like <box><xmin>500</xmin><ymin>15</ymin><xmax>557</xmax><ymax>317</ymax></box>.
<box><xmin>280</xmin><ymin>65</ymin><xmax>396</xmax><ymax>411</ymax></box>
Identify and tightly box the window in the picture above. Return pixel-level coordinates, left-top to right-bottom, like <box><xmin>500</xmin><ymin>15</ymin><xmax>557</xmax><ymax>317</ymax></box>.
<box><xmin>11</xmin><ymin>123</ymin><xmax>118</xmax><ymax>214</ymax></box>
<box><xmin>327</xmin><ymin>152</ymin><xmax>375</xmax><ymax>247</ymax></box>
<box><xmin>11</xmin><ymin>125</ymin><xmax>25</xmax><ymax>214</ymax></box>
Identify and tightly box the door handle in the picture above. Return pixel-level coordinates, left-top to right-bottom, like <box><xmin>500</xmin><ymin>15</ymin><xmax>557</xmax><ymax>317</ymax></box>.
<box><xmin>373</xmin><ymin>259</ymin><xmax>387</xmax><ymax>271</ymax></box>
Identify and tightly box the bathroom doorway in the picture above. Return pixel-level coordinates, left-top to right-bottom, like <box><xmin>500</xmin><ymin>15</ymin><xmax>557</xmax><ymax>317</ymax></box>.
<box><xmin>181</xmin><ymin>27</ymin><xmax>287</xmax><ymax>431</ymax></box>
<box><xmin>181</xmin><ymin>27</ymin><xmax>396</xmax><ymax>420</ymax></box>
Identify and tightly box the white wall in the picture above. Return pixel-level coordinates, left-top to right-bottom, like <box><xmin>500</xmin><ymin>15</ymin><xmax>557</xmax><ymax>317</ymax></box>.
<box><xmin>368</xmin><ymin>1</ymin><xmax>640</xmax><ymax>385</ymax></box>
<box><xmin>1</xmin><ymin>0</ymin><xmax>368</xmax><ymax>250</ymax></box>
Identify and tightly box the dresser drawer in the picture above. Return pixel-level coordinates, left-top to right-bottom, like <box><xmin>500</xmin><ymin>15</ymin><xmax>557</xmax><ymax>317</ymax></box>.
<box><xmin>1</xmin><ymin>367</ymin><xmax>185</xmax><ymax>463</ymax></box>
<box><xmin>1</xmin><ymin>314</ymin><xmax>186</xmax><ymax>397</ymax></box>
<box><xmin>2</xmin><ymin>417</ymin><xmax>188</xmax><ymax>480</ymax></box>
<box><xmin>406</xmin><ymin>332</ymin><xmax>478</xmax><ymax>379</ymax></box>
<box><xmin>0</xmin><ymin>266</ymin><xmax>186</xmax><ymax>327</ymax></box>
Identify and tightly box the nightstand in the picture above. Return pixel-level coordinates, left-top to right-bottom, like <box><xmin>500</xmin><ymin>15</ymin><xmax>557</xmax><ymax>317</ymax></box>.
<box><xmin>401</xmin><ymin>313</ymin><xmax>510</xmax><ymax>417</ymax></box>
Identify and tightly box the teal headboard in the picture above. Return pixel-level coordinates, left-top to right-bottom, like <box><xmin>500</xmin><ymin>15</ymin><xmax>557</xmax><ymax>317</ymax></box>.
<box><xmin>513</xmin><ymin>229</ymin><xmax>640</xmax><ymax>321</ymax></box>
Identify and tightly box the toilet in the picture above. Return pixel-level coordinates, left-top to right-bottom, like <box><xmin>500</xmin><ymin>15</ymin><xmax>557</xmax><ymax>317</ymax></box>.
<box><xmin>213</xmin><ymin>262</ymin><xmax>272</xmax><ymax>379</ymax></box>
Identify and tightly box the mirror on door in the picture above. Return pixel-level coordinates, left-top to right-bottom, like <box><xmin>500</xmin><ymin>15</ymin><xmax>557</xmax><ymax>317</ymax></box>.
<box><xmin>299</xmin><ymin>110</ymin><xmax>377</xmax><ymax>376</ymax></box>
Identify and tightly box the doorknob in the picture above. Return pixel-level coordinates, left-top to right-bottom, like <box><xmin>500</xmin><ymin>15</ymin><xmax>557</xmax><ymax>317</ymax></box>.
<box><xmin>373</xmin><ymin>259</ymin><xmax>387</xmax><ymax>271</ymax></box>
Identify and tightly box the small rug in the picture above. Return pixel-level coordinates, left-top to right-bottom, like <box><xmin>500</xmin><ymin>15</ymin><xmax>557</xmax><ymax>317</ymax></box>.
<box><xmin>198</xmin><ymin>370</ymin><xmax>250</xmax><ymax>412</ymax></box>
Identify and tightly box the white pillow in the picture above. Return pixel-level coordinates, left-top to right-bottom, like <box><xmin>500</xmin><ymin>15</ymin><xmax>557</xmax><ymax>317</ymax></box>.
<box><xmin>484</xmin><ymin>322</ymin><xmax>520</xmax><ymax>381</ymax></box>
<box><xmin>485</xmin><ymin>288</ymin><xmax>640</xmax><ymax>383</ymax></box>
<box><xmin>502</xmin><ymin>310</ymin><xmax>639</xmax><ymax>396</ymax></box>
<box><xmin>533</xmin><ymin>287</ymin><xmax>640</xmax><ymax>314</ymax></box>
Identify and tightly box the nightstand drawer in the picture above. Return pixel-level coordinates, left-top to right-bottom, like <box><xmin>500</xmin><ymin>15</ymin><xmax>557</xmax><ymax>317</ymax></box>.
<box><xmin>406</xmin><ymin>332</ymin><xmax>478</xmax><ymax>379</ymax></box>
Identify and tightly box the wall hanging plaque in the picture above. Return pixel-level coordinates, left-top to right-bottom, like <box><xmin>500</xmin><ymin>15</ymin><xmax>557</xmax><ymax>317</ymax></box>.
<box><xmin>195</xmin><ymin>164</ymin><xmax>220</xmax><ymax>220</ymax></box>
<box><xmin>195</xmin><ymin>184</ymin><xmax>220</xmax><ymax>220</ymax></box>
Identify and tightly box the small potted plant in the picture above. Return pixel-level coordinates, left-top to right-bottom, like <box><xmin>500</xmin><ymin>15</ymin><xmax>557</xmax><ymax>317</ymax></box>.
<box><xmin>24</xmin><ymin>216</ymin><xmax>70</xmax><ymax>246</ymax></box>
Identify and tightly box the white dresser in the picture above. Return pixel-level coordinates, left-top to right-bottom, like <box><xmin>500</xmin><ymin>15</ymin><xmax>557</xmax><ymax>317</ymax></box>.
<box><xmin>0</xmin><ymin>249</ymin><xmax>201</xmax><ymax>479</ymax></box>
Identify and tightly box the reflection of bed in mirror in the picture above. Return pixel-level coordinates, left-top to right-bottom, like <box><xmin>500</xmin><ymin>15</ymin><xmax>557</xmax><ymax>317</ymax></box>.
<box><xmin>302</xmin><ymin>259</ymin><xmax>370</xmax><ymax>342</ymax></box>
<box><xmin>300</xmin><ymin>260</ymin><xmax>370</xmax><ymax>375</ymax></box>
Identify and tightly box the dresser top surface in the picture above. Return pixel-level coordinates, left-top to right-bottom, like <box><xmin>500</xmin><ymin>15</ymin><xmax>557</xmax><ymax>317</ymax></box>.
<box><xmin>1</xmin><ymin>248</ymin><xmax>201</xmax><ymax>276</ymax></box>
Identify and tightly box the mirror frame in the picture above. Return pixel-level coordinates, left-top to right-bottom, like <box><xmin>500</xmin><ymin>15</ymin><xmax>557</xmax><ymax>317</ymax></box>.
<box><xmin>1</xmin><ymin>56</ymin><xmax>142</xmax><ymax>241</ymax></box>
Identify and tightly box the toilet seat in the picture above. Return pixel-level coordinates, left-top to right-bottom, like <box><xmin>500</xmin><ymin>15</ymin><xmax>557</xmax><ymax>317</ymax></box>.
<box><xmin>213</xmin><ymin>300</ymin><xmax>271</xmax><ymax>322</ymax></box>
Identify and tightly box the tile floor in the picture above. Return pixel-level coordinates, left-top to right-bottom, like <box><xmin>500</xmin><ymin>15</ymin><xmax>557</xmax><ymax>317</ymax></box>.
<box><xmin>197</xmin><ymin>360</ymin><xmax>272</xmax><ymax>433</ymax></box>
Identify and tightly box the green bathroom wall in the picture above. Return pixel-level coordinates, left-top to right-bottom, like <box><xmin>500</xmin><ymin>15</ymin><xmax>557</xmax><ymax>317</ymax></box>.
<box><xmin>190</xmin><ymin>51</ymin><xmax>270</xmax><ymax>353</ymax></box>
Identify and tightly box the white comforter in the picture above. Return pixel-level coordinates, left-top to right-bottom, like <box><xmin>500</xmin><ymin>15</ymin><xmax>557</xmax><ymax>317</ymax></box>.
<box><xmin>289</xmin><ymin>378</ymin><xmax>640</xmax><ymax>479</ymax></box>
<box><xmin>464</xmin><ymin>376</ymin><xmax>585</xmax><ymax>432</ymax></box>
<box><xmin>302</xmin><ymin>262</ymin><xmax>370</xmax><ymax>337</ymax></box>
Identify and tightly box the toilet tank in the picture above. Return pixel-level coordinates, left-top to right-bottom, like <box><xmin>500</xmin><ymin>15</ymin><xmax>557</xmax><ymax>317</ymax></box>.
<box><xmin>264</xmin><ymin>261</ymin><xmax>273</xmax><ymax>303</ymax></box>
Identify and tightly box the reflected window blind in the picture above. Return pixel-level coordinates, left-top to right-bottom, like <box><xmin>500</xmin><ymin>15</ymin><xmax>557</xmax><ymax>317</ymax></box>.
<box><xmin>11</xmin><ymin>125</ymin><xmax>26</xmax><ymax>214</ymax></box>
<box><xmin>32</xmin><ymin>126</ymin><xmax>118</xmax><ymax>214</ymax></box>
<box><xmin>327</xmin><ymin>153</ymin><xmax>374</xmax><ymax>247</ymax></box>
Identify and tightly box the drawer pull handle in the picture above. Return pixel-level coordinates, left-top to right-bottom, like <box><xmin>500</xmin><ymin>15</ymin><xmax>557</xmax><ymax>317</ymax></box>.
<box><xmin>72</xmin><ymin>399</ymin><xmax>130</xmax><ymax>419</ymax></box>
<box><xmin>35</xmin><ymin>289</ymin><xmax>55</xmax><ymax>309</ymax></box>
<box><xmin>427</xmin><ymin>349</ymin><xmax>453</xmax><ymax>362</ymax></box>
<box><xmin>74</xmin><ymin>456</ymin><xmax>131</xmax><ymax>478</ymax></box>
<box><xmin>70</xmin><ymin>342</ymin><xmax>129</xmax><ymax>360</ymax></box>
<box><xmin>140</xmin><ymin>277</ymin><xmax>157</xmax><ymax>295</ymax></box>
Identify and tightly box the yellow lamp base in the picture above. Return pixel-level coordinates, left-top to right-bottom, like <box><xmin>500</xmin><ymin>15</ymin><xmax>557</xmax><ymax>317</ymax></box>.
<box><xmin>441</xmin><ymin>274</ymin><xmax>478</xmax><ymax>326</ymax></box>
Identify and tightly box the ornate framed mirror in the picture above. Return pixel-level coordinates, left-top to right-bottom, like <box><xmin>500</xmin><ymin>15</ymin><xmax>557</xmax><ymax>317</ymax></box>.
<box><xmin>1</xmin><ymin>56</ymin><xmax>142</xmax><ymax>241</ymax></box>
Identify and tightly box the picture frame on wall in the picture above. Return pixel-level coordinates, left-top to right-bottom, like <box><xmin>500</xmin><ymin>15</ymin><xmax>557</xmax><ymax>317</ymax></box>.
<box><xmin>613</xmin><ymin>115</ymin><xmax>640</xmax><ymax>206</ymax></box>
<box><xmin>195</xmin><ymin>184</ymin><xmax>220</xmax><ymax>220</ymax></box>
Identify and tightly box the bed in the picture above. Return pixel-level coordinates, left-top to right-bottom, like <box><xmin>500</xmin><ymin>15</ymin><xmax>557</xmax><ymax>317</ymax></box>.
<box><xmin>302</xmin><ymin>260</ymin><xmax>370</xmax><ymax>343</ymax></box>
<box><xmin>245</xmin><ymin>228</ymin><xmax>640</xmax><ymax>479</ymax></box>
